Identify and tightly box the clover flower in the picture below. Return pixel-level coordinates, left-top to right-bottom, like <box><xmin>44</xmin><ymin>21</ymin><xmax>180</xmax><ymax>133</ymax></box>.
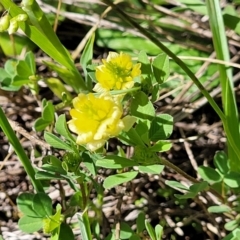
<box><xmin>68</xmin><ymin>93</ymin><xmax>125</xmax><ymax>151</ymax></box>
<box><xmin>93</xmin><ymin>52</ymin><xmax>141</xmax><ymax>93</ymax></box>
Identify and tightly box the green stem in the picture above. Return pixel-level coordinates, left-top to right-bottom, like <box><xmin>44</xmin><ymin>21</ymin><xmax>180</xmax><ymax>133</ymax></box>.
<box><xmin>0</xmin><ymin>107</ymin><xmax>44</xmax><ymax>192</ymax></box>
<box><xmin>79</xmin><ymin>182</ymin><xmax>87</xmax><ymax>209</ymax></box>
<box><xmin>161</xmin><ymin>158</ymin><xmax>198</xmax><ymax>183</ymax></box>
<box><xmin>77</xmin><ymin>180</ymin><xmax>92</xmax><ymax>240</ymax></box>
<box><xmin>160</xmin><ymin>158</ymin><xmax>225</xmax><ymax>203</ymax></box>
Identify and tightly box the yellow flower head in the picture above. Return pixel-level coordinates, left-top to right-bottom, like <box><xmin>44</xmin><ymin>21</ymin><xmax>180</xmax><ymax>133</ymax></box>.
<box><xmin>68</xmin><ymin>93</ymin><xmax>125</xmax><ymax>151</ymax></box>
<box><xmin>93</xmin><ymin>52</ymin><xmax>141</xmax><ymax>92</ymax></box>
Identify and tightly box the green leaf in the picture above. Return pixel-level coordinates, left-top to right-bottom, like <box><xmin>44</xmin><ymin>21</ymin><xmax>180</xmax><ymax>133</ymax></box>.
<box><xmin>103</xmin><ymin>171</ymin><xmax>138</xmax><ymax>189</ymax></box>
<box><xmin>155</xmin><ymin>224</ymin><xmax>163</xmax><ymax>240</ymax></box>
<box><xmin>122</xmin><ymin>115</ymin><xmax>137</xmax><ymax>132</ymax></box>
<box><xmin>138</xmin><ymin>165</ymin><xmax>164</xmax><ymax>175</ymax></box>
<box><xmin>118</xmin><ymin>222</ymin><xmax>134</xmax><ymax>239</ymax></box>
<box><xmin>224</xmin><ymin>172</ymin><xmax>240</xmax><ymax>188</ymax></box>
<box><xmin>149</xmin><ymin>141</ymin><xmax>172</xmax><ymax>152</ymax></box>
<box><xmin>178</xmin><ymin>0</ymin><xmax>207</xmax><ymax>15</ymax></box>
<box><xmin>151</xmin><ymin>84</ymin><xmax>160</xmax><ymax>102</ymax></box>
<box><xmin>55</xmin><ymin>114</ymin><xmax>75</xmax><ymax>142</ymax></box>
<box><xmin>211</xmin><ymin>181</ymin><xmax>227</xmax><ymax>195</ymax></box>
<box><xmin>41</xmin><ymin>164</ymin><xmax>66</xmax><ymax>175</ymax></box>
<box><xmin>15</xmin><ymin>60</ymin><xmax>33</xmax><ymax>78</ymax></box>
<box><xmin>172</xmin><ymin>181</ymin><xmax>208</xmax><ymax>199</ymax></box>
<box><xmin>96</xmin><ymin>155</ymin><xmax>137</xmax><ymax>169</ymax></box>
<box><xmin>43</xmin><ymin>61</ymin><xmax>78</xmax><ymax>89</ymax></box>
<box><xmin>69</xmin><ymin>191</ymin><xmax>82</xmax><ymax>207</ymax></box>
<box><xmin>0</xmin><ymin>74</ymin><xmax>20</xmax><ymax>91</ymax></box>
<box><xmin>198</xmin><ymin>166</ymin><xmax>222</xmax><ymax>184</ymax></box>
<box><xmin>35</xmin><ymin>171</ymin><xmax>64</xmax><ymax>180</ymax></box>
<box><xmin>42</xmin><ymin>204</ymin><xmax>62</xmax><ymax>234</ymax></box>
<box><xmin>33</xmin><ymin>100</ymin><xmax>55</xmax><ymax>131</ymax></box>
<box><xmin>152</xmin><ymin>53</ymin><xmax>169</xmax><ymax>84</ymax></box>
<box><xmin>17</xmin><ymin>193</ymin><xmax>36</xmax><ymax>217</ymax></box>
<box><xmin>32</xmin><ymin>193</ymin><xmax>52</xmax><ymax>218</ymax></box>
<box><xmin>136</xmin><ymin>212</ymin><xmax>146</xmax><ymax>233</ymax></box>
<box><xmin>80</xmin><ymin>33</ymin><xmax>95</xmax><ymax>70</ymax></box>
<box><xmin>0</xmin><ymin>60</ymin><xmax>21</xmax><ymax>91</ymax></box>
<box><xmin>120</xmin><ymin>128</ymin><xmax>146</xmax><ymax>147</ymax></box>
<box><xmin>130</xmin><ymin>91</ymin><xmax>155</xmax><ymax>121</ymax></box>
<box><xmin>223</xmin><ymin>228</ymin><xmax>240</xmax><ymax>240</ymax></box>
<box><xmin>34</xmin><ymin>118</ymin><xmax>51</xmax><ymax>131</ymax></box>
<box><xmin>233</xmin><ymin>229</ymin><xmax>240</xmax><ymax>239</ymax></box>
<box><xmin>82</xmin><ymin>152</ymin><xmax>96</xmax><ymax>176</ymax></box>
<box><xmin>133</xmin><ymin>145</ymin><xmax>160</xmax><ymax>165</ymax></box>
<box><xmin>105</xmin><ymin>233</ymin><xmax>114</xmax><ymax>240</ymax></box>
<box><xmin>175</xmin><ymin>192</ymin><xmax>197</xmax><ymax>200</ymax></box>
<box><xmin>129</xmin><ymin>234</ymin><xmax>141</xmax><ymax>240</ymax></box>
<box><xmin>208</xmin><ymin>205</ymin><xmax>231</xmax><ymax>213</ymax></box>
<box><xmin>189</xmin><ymin>181</ymin><xmax>208</xmax><ymax>193</ymax></box>
<box><xmin>42</xmin><ymin>101</ymin><xmax>54</xmax><ymax>122</ymax></box>
<box><xmin>18</xmin><ymin>215</ymin><xmax>42</xmax><ymax>233</ymax></box>
<box><xmin>0</xmin><ymin>68</ymin><xmax>10</xmax><ymax>81</ymax></box>
<box><xmin>4</xmin><ymin>59</ymin><xmax>17</xmax><ymax>76</ymax></box>
<box><xmin>175</xmin><ymin>182</ymin><xmax>208</xmax><ymax>200</ymax></box>
<box><xmin>138</xmin><ymin>50</ymin><xmax>152</xmax><ymax>86</ymax></box>
<box><xmin>223</xmin><ymin>6</ymin><xmax>240</xmax><ymax>35</ymax></box>
<box><xmin>45</xmin><ymin>78</ymin><xmax>72</xmax><ymax>101</ymax></box>
<box><xmin>44</xmin><ymin>132</ymin><xmax>73</xmax><ymax>151</ymax></box>
<box><xmin>15</xmin><ymin>52</ymin><xmax>35</xmax><ymax>79</ymax></box>
<box><xmin>24</xmin><ymin>51</ymin><xmax>36</xmax><ymax>74</ymax></box>
<box><xmin>78</xmin><ymin>212</ymin><xmax>93</xmax><ymax>240</ymax></box>
<box><xmin>165</xmin><ymin>180</ymin><xmax>189</xmax><ymax>191</ymax></box>
<box><xmin>51</xmin><ymin>227</ymin><xmax>60</xmax><ymax>240</ymax></box>
<box><xmin>213</xmin><ymin>151</ymin><xmax>229</xmax><ymax>175</ymax></box>
<box><xmin>149</xmin><ymin>114</ymin><xmax>173</xmax><ymax>141</ymax></box>
<box><xmin>145</xmin><ymin>220</ymin><xmax>156</xmax><ymax>240</ymax></box>
<box><xmin>135</xmin><ymin>120</ymin><xmax>150</xmax><ymax>145</ymax></box>
<box><xmin>12</xmin><ymin>75</ymin><xmax>30</xmax><ymax>86</ymax></box>
<box><xmin>80</xmin><ymin>33</ymin><xmax>95</xmax><ymax>90</ymax></box>
<box><xmin>43</xmin><ymin>155</ymin><xmax>62</xmax><ymax>168</ymax></box>
<box><xmin>59</xmin><ymin>223</ymin><xmax>75</xmax><ymax>240</ymax></box>
<box><xmin>224</xmin><ymin>220</ymin><xmax>239</xmax><ymax>231</ymax></box>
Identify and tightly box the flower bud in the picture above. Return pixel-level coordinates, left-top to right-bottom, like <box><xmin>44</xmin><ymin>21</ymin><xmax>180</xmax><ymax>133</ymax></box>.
<box><xmin>8</xmin><ymin>18</ymin><xmax>19</xmax><ymax>34</ymax></box>
<box><xmin>16</xmin><ymin>14</ymin><xmax>28</xmax><ymax>22</ymax></box>
<box><xmin>21</xmin><ymin>0</ymin><xmax>34</xmax><ymax>7</ymax></box>
<box><xmin>62</xmin><ymin>152</ymin><xmax>81</xmax><ymax>172</ymax></box>
<box><xmin>0</xmin><ymin>14</ymin><xmax>11</xmax><ymax>32</ymax></box>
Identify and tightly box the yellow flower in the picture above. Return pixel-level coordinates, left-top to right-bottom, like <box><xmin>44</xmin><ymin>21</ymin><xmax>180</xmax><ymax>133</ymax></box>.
<box><xmin>68</xmin><ymin>93</ymin><xmax>125</xmax><ymax>151</ymax></box>
<box><xmin>93</xmin><ymin>52</ymin><xmax>141</xmax><ymax>93</ymax></box>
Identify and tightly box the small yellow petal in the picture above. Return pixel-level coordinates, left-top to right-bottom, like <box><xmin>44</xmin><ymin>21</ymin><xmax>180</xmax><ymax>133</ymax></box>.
<box><xmin>94</xmin><ymin>52</ymin><xmax>141</xmax><ymax>93</ymax></box>
<box><xmin>68</xmin><ymin>93</ymin><xmax>124</xmax><ymax>151</ymax></box>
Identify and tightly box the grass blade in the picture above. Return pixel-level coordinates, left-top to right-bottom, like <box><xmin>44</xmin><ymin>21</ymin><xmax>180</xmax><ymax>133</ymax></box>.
<box><xmin>206</xmin><ymin>0</ymin><xmax>240</xmax><ymax>171</ymax></box>
<box><xmin>0</xmin><ymin>107</ymin><xmax>44</xmax><ymax>192</ymax></box>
